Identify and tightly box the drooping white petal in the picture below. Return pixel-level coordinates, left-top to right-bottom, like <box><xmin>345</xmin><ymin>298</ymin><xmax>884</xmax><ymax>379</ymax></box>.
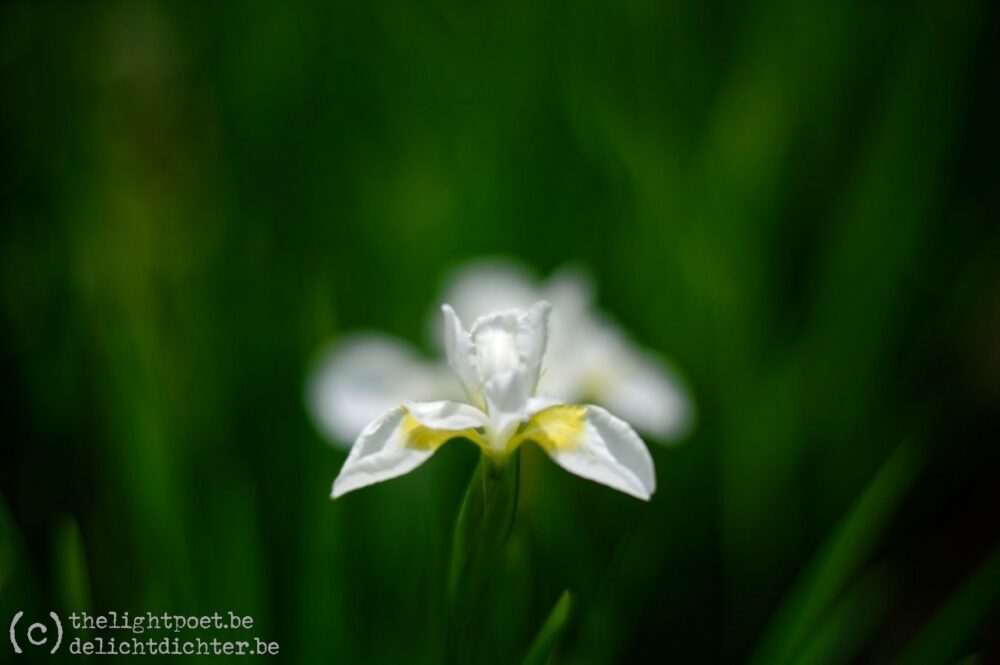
<box><xmin>442</xmin><ymin>304</ymin><xmax>482</xmax><ymax>405</ymax></box>
<box><xmin>521</xmin><ymin>404</ymin><xmax>656</xmax><ymax>500</ymax></box>
<box><xmin>332</xmin><ymin>407</ymin><xmax>433</xmax><ymax>498</ymax></box>
<box><xmin>307</xmin><ymin>334</ymin><xmax>456</xmax><ymax>447</ymax></box>
<box><xmin>332</xmin><ymin>403</ymin><xmax>482</xmax><ymax>498</ymax></box>
<box><xmin>404</xmin><ymin>400</ymin><xmax>488</xmax><ymax>430</ymax></box>
<box><xmin>526</xmin><ymin>394</ymin><xmax>565</xmax><ymax>415</ymax></box>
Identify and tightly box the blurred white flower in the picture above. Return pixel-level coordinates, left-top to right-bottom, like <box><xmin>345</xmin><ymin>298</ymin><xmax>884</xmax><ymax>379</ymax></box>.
<box><xmin>435</xmin><ymin>260</ymin><xmax>692</xmax><ymax>440</ymax></box>
<box><xmin>308</xmin><ymin>258</ymin><xmax>693</xmax><ymax>450</ymax></box>
<box><xmin>332</xmin><ymin>302</ymin><xmax>656</xmax><ymax>500</ymax></box>
<box><xmin>307</xmin><ymin>333</ymin><xmax>457</xmax><ymax>444</ymax></box>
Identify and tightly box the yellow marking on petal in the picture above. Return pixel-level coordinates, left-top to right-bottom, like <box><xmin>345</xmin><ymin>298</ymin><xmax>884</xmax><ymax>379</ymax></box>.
<box><xmin>400</xmin><ymin>413</ymin><xmax>485</xmax><ymax>451</ymax></box>
<box><xmin>518</xmin><ymin>405</ymin><xmax>587</xmax><ymax>453</ymax></box>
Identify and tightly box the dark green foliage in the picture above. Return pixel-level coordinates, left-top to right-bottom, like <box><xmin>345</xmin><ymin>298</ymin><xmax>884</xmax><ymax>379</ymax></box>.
<box><xmin>1</xmin><ymin>0</ymin><xmax>998</xmax><ymax>662</ymax></box>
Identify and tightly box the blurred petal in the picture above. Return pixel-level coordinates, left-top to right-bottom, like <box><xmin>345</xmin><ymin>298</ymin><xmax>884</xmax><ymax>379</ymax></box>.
<box><xmin>431</xmin><ymin>259</ymin><xmax>541</xmax><ymax>346</ymax></box>
<box><xmin>599</xmin><ymin>349</ymin><xmax>693</xmax><ymax>441</ymax></box>
<box><xmin>521</xmin><ymin>404</ymin><xmax>656</xmax><ymax>500</ymax></box>
<box><xmin>549</xmin><ymin>311</ymin><xmax>694</xmax><ymax>442</ymax></box>
<box><xmin>308</xmin><ymin>334</ymin><xmax>449</xmax><ymax>447</ymax></box>
<box><xmin>332</xmin><ymin>404</ymin><xmax>483</xmax><ymax>498</ymax></box>
<box><xmin>544</xmin><ymin>265</ymin><xmax>596</xmax><ymax>323</ymax></box>
<box><xmin>535</xmin><ymin>267</ymin><xmax>602</xmax><ymax>399</ymax></box>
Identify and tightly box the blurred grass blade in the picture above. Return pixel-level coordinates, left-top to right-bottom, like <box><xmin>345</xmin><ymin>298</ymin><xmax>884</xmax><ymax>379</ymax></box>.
<box><xmin>897</xmin><ymin>546</ymin><xmax>1000</xmax><ymax>665</ymax></box>
<box><xmin>522</xmin><ymin>590</ymin><xmax>573</xmax><ymax>665</ymax></box>
<box><xmin>0</xmin><ymin>497</ymin><xmax>36</xmax><ymax>619</ymax></box>
<box><xmin>789</xmin><ymin>571</ymin><xmax>889</xmax><ymax>665</ymax></box>
<box><xmin>53</xmin><ymin>516</ymin><xmax>91</xmax><ymax>613</ymax></box>
<box><xmin>748</xmin><ymin>442</ymin><xmax>922</xmax><ymax>665</ymax></box>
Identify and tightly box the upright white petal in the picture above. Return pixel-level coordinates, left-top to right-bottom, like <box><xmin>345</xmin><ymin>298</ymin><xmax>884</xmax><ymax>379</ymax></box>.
<box><xmin>469</xmin><ymin>310</ymin><xmax>522</xmax><ymax>380</ymax></box>
<box><xmin>442</xmin><ymin>305</ymin><xmax>482</xmax><ymax>405</ymax></box>
<box><xmin>430</xmin><ymin>259</ymin><xmax>541</xmax><ymax>347</ymax></box>
<box><xmin>332</xmin><ymin>403</ymin><xmax>483</xmax><ymax>498</ymax></box>
<box><xmin>515</xmin><ymin>301</ymin><xmax>552</xmax><ymax>391</ymax></box>
<box><xmin>431</xmin><ymin>260</ymin><xmax>695</xmax><ymax>443</ymax></box>
<box><xmin>520</xmin><ymin>404</ymin><xmax>656</xmax><ymax>500</ymax></box>
<box><xmin>469</xmin><ymin>301</ymin><xmax>551</xmax><ymax>385</ymax></box>
<box><xmin>307</xmin><ymin>334</ymin><xmax>455</xmax><ymax>447</ymax></box>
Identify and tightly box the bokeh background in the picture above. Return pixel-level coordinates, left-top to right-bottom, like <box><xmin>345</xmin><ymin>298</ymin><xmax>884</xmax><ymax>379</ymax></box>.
<box><xmin>2</xmin><ymin>0</ymin><xmax>999</xmax><ymax>663</ymax></box>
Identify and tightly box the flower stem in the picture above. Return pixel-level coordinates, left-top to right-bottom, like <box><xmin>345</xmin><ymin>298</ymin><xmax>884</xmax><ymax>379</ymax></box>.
<box><xmin>446</xmin><ymin>449</ymin><xmax>521</xmax><ymax>662</ymax></box>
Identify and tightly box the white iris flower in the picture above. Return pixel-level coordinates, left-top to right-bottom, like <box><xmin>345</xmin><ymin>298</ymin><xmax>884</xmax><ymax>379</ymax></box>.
<box><xmin>332</xmin><ymin>302</ymin><xmax>656</xmax><ymax>500</ymax></box>
<box><xmin>308</xmin><ymin>259</ymin><xmax>692</xmax><ymax>447</ymax></box>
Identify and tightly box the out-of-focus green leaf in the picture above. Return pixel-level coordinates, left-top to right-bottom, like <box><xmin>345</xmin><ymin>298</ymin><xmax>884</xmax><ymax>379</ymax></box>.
<box><xmin>0</xmin><ymin>497</ymin><xmax>34</xmax><ymax>620</ymax></box>
<box><xmin>0</xmin><ymin>1</ymin><xmax>995</xmax><ymax>663</ymax></box>
<box><xmin>748</xmin><ymin>442</ymin><xmax>922</xmax><ymax>665</ymax></box>
<box><xmin>522</xmin><ymin>590</ymin><xmax>573</xmax><ymax>665</ymax></box>
<box><xmin>897</xmin><ymin>546</ymin><xmax>1000</xmax><ymax>665</ymax></box>
<box><xmin>52</xmin><ymin>516</ymin><xmax>90</xmax><ymax>614</ymax></box>
<box><xmin>790</xmin><ymin>571</ymin><xmax>889</xmax><ymax>665</ymax></box>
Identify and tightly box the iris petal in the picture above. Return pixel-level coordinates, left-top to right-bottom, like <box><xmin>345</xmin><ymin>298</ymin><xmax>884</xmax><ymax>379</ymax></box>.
<box><xmin>332</xmin><ymin>403</ymin><xmax>485</xmax><ymax>498</ymax></box>
<box><xmin>519</xmin><ymin>404</ymin><xmax>655</xmax><ymax>500</ymax></box>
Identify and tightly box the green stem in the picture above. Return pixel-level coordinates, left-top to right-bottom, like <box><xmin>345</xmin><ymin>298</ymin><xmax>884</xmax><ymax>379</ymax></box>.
<box><xmin>446</xmin><ymin>450</ymin><xmax>521</xmax><ymax>663</ymax></box>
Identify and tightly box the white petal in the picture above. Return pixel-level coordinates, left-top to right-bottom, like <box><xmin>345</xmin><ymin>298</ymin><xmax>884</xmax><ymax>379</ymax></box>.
<box><xmin>307</xmin><ymin>334</ymin><xmax>448</xmax><ymax>447</ymax></box>
<box><xmin>522</xmin><ymin>404</ymin><xmax>656</xmax><ymax>500</ymax></box>
<box><xmin>404</xmin><ymin>400</ymin><xmax>488</xmax><ymax>430</ymax></box>
<box><xmin>332</xmin><ymin>404</ymin><xmax>479</xmax><ymax>498</ymax></box>
<box><xmin>526</xmin><ymin>394</ymin><xmax>565</xmax><ymax>415</ymax></box>
<box><xmin>544</xmin><ymin>308</ymin><xmax>693</xmax><ymax>442</ymax></box>
<box><xmin>441</xmin><ymin>305</ymin><xmax>482</xmax><ymax>404</ymax></box>
<box><xmin>470</xmin><ymin>310</ymin><xmax>523</xmax><ymax>381</ymax></box>
<box><xmin>468</xmin><ymin>300</ymin><xmax>551</xmax><ymax>387</ymax></box>
<box><xmin>599</xmin><ymin>350</ymin><xmax>693</xmax><ymax>441</ymax></box>
<box><xmin>544</xmin><ymin>265</ymin><xmax>596</xmax><ymax>322</ymax></box>
<box><xmin>515</xmin><ymin>301</ymin><xmax>551</xmax><ymax>390</ymax></box>
<box><xmin>481</xmin><ymin>368</ymin><xmax>533</xmax><ymax>452</ymax></box>
<box><xmin>534</xmin><ymin>269</ymin><xmax>601</xmax><ymax>399</ymax></box>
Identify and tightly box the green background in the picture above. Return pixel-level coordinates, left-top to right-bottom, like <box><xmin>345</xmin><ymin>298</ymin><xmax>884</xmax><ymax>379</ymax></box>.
<box><xmin>2</xmin><ymin>0</ymin><xmax>998</xmax><ymax>662</ymax></box>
